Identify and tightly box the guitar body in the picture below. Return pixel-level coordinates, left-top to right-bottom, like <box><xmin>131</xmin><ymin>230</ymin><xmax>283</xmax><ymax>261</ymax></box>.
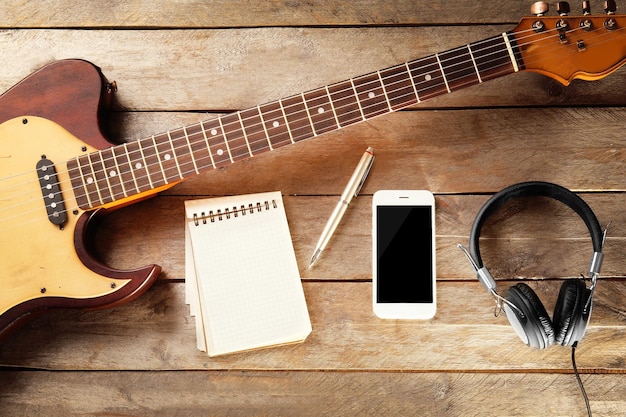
<box><xmin>0</xmin><ymin>60</ymin><xmax>161</xmax><ymax>342</ymax></box>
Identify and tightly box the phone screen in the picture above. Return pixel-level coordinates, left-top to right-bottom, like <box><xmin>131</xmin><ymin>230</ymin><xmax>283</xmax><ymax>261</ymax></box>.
<box><xmin>376</xmin><ymin>205</ymin><xmax>433</xmax><ymax>303</ymax></box>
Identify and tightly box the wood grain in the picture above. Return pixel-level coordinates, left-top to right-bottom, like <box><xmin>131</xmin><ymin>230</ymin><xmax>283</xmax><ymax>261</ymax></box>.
<box><xmin>1</xmin><ymin>371</ymin><xmax>624</xmax><ymax>416</ymax></box>
<box><xmin>0</xmin><ymin>0</ymin><xmax>624</xmax><ymax>415</ymax></box>
<box><xmin>1</xmin><ymin>282</ymin><xmax>624</xmax><ymax>371</ymax></box>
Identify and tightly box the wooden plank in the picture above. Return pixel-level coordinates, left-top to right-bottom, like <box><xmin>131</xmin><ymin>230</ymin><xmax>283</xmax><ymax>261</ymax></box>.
<box><xmin>0</xmin><ymin>370</ymin><xmax>624</xmax><ymax>417</ymax></box>
<box><xmin>1</xmin><ymin>282</ymin><xmax>624</xmax><ymax>371</ymax></box>
<box><xmin>0</xmin><ymin>1</ymin><xmax>540</xmax><ymax>28</ymax></box>
<box><xmin>91</xmin><ymin>194</ymin><xmax>626</xmax><ymax>280</ymax></box>
<box><xmin>0</xmin><ymin>28</ymin><xmax>624</xmax><ymax>111</ymax></box>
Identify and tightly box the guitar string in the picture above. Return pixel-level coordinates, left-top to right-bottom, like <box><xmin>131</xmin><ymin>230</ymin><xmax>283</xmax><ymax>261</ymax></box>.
<box><xmin>1</xmin><ymin>21</ymin><xmax>621</xmax><ymax>215</ymax></box>
<box><xmin>0</xmin><ymin>22</ymin><xmax>623</xmax><ymax>228</ymax></box>
<box><xmin>0</xmin><ymin>25</ymin><xmax>543</xmax><ymax>217</ymax></box>
<box><xmin>1</xmin><ymin>22</ymin><xmax>620</xmax><ymax>226</ymax></box>
<box><xmin>0</xmin><ymin>21</ymin><xmax>614</xmax><ymax>196</ymax></box>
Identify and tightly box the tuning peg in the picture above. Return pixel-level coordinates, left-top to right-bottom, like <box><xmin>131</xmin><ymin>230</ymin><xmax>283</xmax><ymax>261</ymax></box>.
<box><xmin>604</xmin><ymin>0</ymin><xmax>617</xmax><ymax>14</ymax></box>
<box><xmin>582</xmin><ymin>1</ymin><xmax>592</xmax><ymax>15</ymax></box>
<box><xmin>557</xmin><ymin>1</ymin><xmax>571</xmax><ymax>15</ymax></box>
<box><xmin>531</xmin><ymin>1</ymin><xmax>550</xmax><ymax>16</ymax></box>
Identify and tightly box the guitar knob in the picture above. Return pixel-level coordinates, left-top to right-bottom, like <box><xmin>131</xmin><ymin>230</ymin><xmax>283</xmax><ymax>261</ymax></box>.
<box><xmin>531</xmin><ymin>1</ymin><xmax>550</xmax><ymax>16</ymax></box>
<box><xmin>582</xmin><ymin>1</ymin><xmax>591</xmax><ymax>15</ymax></box>
<box><xmin>557</xmin><ymin>1</ymin><xmax>571</xmax><ymax>15</ymax></box>
<box><xmin>604</xmin><ymin>0</ymin><xmax>617</xmax><ymax>14</ymax></box>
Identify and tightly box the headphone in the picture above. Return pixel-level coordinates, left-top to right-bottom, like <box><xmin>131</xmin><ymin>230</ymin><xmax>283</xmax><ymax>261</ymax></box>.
<box><xmin>459</xmin><ymin>181</ymin><xmax>605</xmax><ymax>349</ymax></box>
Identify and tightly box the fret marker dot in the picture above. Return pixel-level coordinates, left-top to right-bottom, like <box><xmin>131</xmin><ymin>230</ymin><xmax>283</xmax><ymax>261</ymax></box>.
<box><xmin>164</xmin><ymin>153</ymin><xmax>171</xmax><ymax>161</ymax></box>
<box><xmin>217</xmin><ymin>149</ymin><xmax>224</xmax><ymax>156</ymax></box>
<box><xmin>211</xmin><ymin>129</ymin><xmax>218</xmax><ymax>136</ymax></box>
<box><xmin>318</xmin><ymin>107</ymin><xmax>325</xmax><ymax>114</ymax></box>
<box><xmin>425</xmin><ymin>74</ymin><xmax>432</xmax><ymax>81</ymax></box>
<box><xmin>86</xmin><ymin>177</ymin><xmax>94</xmax><ymax>184</ymax></box>
<box><xmin>272</xmin><ymin>121</ymin><xmax>280</xmax><ymax>128</ymax></box>
<box><xmin>135</xmin><ymin>162</ymin><xmax>142</xmax><ymax>169</ymax></box>
<box><xmin>109</xmin><ymin>170</ymin><xmax>117</xmax><ymax>178</ymax></box>
<box><xmin>368</xmin><ymin>92</ymin><xmax>375</xmax><ymax>99</ymax></box>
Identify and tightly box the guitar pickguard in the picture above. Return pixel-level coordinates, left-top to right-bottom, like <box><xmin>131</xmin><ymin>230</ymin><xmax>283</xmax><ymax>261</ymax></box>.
<box><xmin>0</xmin><ymin>117</ymin><xmax>147</xmax><ymax>330</ymax></box>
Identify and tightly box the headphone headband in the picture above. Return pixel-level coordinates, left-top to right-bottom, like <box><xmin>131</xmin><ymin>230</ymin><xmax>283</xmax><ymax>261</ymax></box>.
<box><xmin>468</xmin><ymin>181</ymin><xmax>604</xmax><ymax>270</ymax></box>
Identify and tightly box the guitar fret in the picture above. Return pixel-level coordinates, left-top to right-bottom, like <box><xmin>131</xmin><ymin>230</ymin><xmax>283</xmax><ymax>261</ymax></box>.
<box><xmin>438</xmin><ymin>46</ymin><xmax>480</xmax><ymax>92</ymax></box>
<box><xmin>152</xmin><ymin>134</ymin><xmax>176</xmax><ymax>184</ymax></box>
<box><xmin>300</xmin><ymin>92</ymin><xmax>317</xmax><ymax>136</ymax></box>
<box><xmin>181</xmin><ymin>126</ymin><xmax>200</xmax><ymax>175</ymax></box>
<box><xmin>352</xmin><ymin>73</ymin><xmax>388</xmax><ymax>120</ymax></box>
<box><xmin>239</xmin><ymin>108</ymin><xmax>266</xmax><ymax>155</ymax></box>
<box><xmin>67</xmin><ymin>157</ymin><xmax>92</xmax><ymax>209</ymax></box>
<box><xmin>328</xmin><ymin>80</ymin><xmax>362</xmax><ymax>128</ymax></box>
<box><xmin>110</xmin><ymin>147</ymin><xmax>129</xmax><ymax>198</ymax></box>
<box><xmin>377</xmin><ymin>70</ymin><xmax>393</xmax><ymax>112</ymax></box>
<box><xmin>467</xmin><ymin>44</ymin><xmax>483</xmax><ymax>83</ymax></box>
<box><xmin>261</xmin><ymin>101</ymin><xmax>293</xmax><ymax>149</ymax></box>
<box><xmin>167</xmin><ymin>127</ymin><xmax>197</xmax><ymax>177</ymax></box>
<box><xmin>221</xmin><ymin>112</ymin><xmax>251</xmax><ymax>161</ymax></box>
<box><xmin>100</xmin><ymin>148</ymin><xmax>126</xmax><ymax>200</ymax></box>
<box><xmin>88</xmin><ymin>152</ymin><xmax>113</xmax><ymax>204</ymax></box>
<box><xmin>167</xmin><ymin>131</ymin><xmax>185</xmax><ymax>179</ymax></box>
<box><xmin>405</xmin><ymin>62</ymin><xmax>421</xmax><ymax>103</ymax></box>
<box><xmin>435</xmin><ymin>53</ymin><xmax>451</xmax><ymax>93</ymax></box>
<box><xmin>66</xmin><ymin>158</ymin><xmax>89</xmax><ymax>209</ymax></box>
<box><xmin>380</xmin><ymin>64</ymin><xmax>419</xmax><ymax>110</ymax></box>
<box><xmin>141</xmin><ymin>137</ymin><xmax>166</xmax><ymax>188</ymax></box>
<box><xmin>325</xmin><ymin>86</ymin><xmax>341</xmax><ymax>128</ymax></box>
<box><xmin>188</xmin><ymin>122</ymin><xmax>216</xmax><ymax>170</ymax></box>
<box><xmin>257</xmin><ymin>105</ymin><xmax>272</xmax><ymax>150</ymax></box>
<box><xmin>127</xmin><ymin>140</ymin><xmax>153</xmax><ymax>192</ymax></box>
<box><xmin>303</xmin><ymin>88</ymin><xmax>338</xmax><ymax>135</ymax></box>
<box><xmin>202</xmin><ymin>119</ymin><xmax>230</xmax><ymax>167</ymax></box>
<box><xmin>236</xmin><ymin>111</ymin><xmax>254</xmax><ymax>155</ymax></box>
<box><xmin>114</xmin><ymin>144</ymin><xmax>138</xmax><ymax>195</ymax></box>
<box><xmin>471</xmin><ymin>35</ymin><xmax>520</xmax><ymax>81</ymax></box>
<box><xmin>502</xmin><ymin>32</ymin><xmax>520</xmax><ymax>73</ymax></box>
<box><xmin>408</xmin><ymin>55</ymin><xmax>449</xmax><ymax>101</ymax></box>
<box><xmin>277</xmin><ymin>99</ymin><xmax>295</xmax><ymax>144</ymax></box>
<box><xmin>281</xmin><ymin>94</ymin><xmax>315</xmax><ymax>142</ymax></box>
<box><xmin>217</xmin><ymin>117</ymin><xmax>235</xmax><ymax>163</ymax></box>
<box><xmin>349</xmin><ymin>79</ymin><xmax>366</xmax><ymax>121</ymax></box>
<box><xmin>77</xmin><ymin>154</ymin><xmax>101</xmax><ymax>207</ymax></box>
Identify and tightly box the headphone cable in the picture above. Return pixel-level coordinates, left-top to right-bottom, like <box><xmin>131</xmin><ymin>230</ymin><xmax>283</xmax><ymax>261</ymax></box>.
<box><xmin>571</xmin><ymin>342</ymin><xmax>592</xmax><ymax>417</ymax></box>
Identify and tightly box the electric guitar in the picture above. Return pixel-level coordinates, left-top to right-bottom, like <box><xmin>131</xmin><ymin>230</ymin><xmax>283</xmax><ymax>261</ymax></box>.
<box><xmin>0</xmin><ymin>10</ymin><xmax>624</xmax><ymax>343</ymax></box>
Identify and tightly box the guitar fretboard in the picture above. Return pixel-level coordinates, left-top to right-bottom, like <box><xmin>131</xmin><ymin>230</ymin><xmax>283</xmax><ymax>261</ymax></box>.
<box><xmin>67</xmin><ymin>33</ymin><xmax>521</xmax><ymax>210</ymax></box>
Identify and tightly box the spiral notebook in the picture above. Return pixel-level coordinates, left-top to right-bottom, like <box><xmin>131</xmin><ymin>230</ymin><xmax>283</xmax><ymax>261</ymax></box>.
<box><xmin>184</xmin><ymin>191</ymin><xmax>311</xmax><ymax>357</ymax></box>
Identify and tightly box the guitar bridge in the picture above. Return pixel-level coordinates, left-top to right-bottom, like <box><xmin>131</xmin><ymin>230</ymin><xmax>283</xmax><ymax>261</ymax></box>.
<box><xmin>37</xmin><ymin>156</ymin><xmax>68</xmax><ymax>227</ymax></box>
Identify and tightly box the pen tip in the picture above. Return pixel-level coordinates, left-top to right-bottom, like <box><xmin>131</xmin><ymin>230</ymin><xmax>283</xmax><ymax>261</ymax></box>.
<box><xmin>309</xmin><ymin>249</ymin><xmax>321</xmax><ymax>268</ymax></box>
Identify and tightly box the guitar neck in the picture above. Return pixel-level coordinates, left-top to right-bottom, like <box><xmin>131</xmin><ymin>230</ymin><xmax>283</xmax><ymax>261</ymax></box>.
<box><xmin>68</xmin><ymin>32</ymin><xmax>521</xmax><ymax>210</ymax></box>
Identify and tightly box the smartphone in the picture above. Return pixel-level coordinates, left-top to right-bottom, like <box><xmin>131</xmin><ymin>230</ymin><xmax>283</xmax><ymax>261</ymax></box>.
<box><xmin>372</xmin><ymin>190</ymin><xmax>436</xmax><ymax>319</ymax></box>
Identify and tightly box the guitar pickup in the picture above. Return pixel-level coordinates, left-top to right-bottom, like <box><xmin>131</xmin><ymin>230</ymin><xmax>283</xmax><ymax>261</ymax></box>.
<box><xmin>37</xmin><ymin>157</ymin><xmax>68</xmax><ymax>226</ymax></box>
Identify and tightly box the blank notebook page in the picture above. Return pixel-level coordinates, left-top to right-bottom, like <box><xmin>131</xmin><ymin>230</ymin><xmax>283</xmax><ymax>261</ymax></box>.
<box><xmin>185</xmin><ymin>191</ymin><xmax>311</xmax><ymax>356</ymax></box>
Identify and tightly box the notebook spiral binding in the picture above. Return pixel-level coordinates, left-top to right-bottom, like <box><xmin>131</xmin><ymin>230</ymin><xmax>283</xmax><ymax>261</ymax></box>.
<box><xmin>192</xmin><ymin>199</ymin><xmax>278</xmax><ymax>226</ymax></box>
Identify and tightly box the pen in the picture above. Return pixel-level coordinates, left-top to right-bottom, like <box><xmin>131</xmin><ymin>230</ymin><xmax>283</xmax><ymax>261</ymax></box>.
<box><xmin>309</xmin><ymin>147</ymin><xmax>375</xmax><ymax>267</ymax></box>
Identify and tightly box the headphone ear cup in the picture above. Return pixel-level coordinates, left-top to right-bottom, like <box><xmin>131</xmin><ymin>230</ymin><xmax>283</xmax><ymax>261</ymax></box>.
<box><xmin>553</xmin><ymin>280</ymin><xmax>589</xmax><ymax>346</ymax></box>
<box><xmin>506</xmin><ymin>283</ymin><xmax>555</xmax><ymax>349</ymax></box>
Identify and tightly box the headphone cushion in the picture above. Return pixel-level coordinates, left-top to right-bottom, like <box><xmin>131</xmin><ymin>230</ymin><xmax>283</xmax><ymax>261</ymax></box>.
<box><xmin>507</xmin><ymin>283</ymin><xmax>555</xmax><ymax>348</ymax></box>
<box><xmin>553</xmin><ymin>280</ymin><xmax>587</xmax><ymax>346</ymax></box>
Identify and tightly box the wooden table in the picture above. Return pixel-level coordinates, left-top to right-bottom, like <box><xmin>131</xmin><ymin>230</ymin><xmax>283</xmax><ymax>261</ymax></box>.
<box><xmin>0</xmin><ymin>1</ymin><xmax>624</xmax><ymax>416</ymax></box>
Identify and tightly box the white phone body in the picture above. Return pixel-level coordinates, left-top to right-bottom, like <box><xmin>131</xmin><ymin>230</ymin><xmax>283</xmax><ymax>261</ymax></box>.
<box><xmin>372</xmin><ymin>190</ymin><xmax>436</xmax><ymax>319</ymax></box>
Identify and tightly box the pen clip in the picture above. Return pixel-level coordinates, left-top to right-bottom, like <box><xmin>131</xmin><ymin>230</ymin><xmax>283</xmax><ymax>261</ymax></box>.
<box><xmin>354</xmin><ymin>154</ymin><xmax>375</xmax><ymax>198</ymax></box>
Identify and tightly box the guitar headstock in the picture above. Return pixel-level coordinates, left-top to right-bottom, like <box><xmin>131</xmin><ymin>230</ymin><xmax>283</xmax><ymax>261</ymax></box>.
<box><xmin>512</xmin><ymin>2</ymin><xmax>625</xmax><ymax>85</ymax></box>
